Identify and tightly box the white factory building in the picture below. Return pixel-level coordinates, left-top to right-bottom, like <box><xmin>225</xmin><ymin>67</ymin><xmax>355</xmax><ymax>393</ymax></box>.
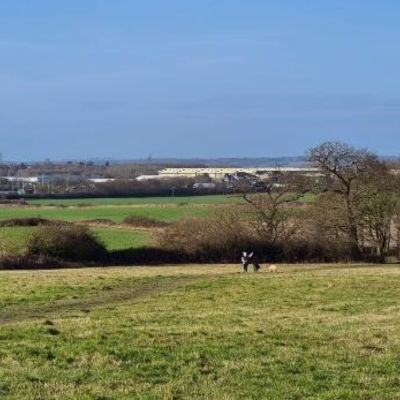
<box><xmin>156</xmin><ymin>167</ymin><xmax>319</xmax><ymax>180</ymax></box>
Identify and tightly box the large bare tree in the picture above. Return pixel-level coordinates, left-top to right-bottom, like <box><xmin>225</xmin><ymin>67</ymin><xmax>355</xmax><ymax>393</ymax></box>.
<box><xmin>241</xmin><ymin>170</ymin><xmax>309</xmax><ymax>245</ymax></box>
<box><xmin>309</xmin><ymin>141</ymin><xmax>399</xmax><ymax>261</ymax></box>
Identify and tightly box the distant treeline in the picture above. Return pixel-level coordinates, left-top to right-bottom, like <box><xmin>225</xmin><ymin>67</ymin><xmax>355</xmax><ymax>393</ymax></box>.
<box><xmin>24</xmin><ymin>177</ymin><xmax>226</xmax><ymax>199</ymax></box>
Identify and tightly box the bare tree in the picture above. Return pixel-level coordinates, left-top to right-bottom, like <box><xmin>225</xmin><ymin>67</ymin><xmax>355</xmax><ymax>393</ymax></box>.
<box><xmin>353</xmin><ymin>170</ymin><xmax>400</xmax><ymax>261</ymax></box>
<box><xmin>241</xmin><ymin>171</ymin><xmax>309</xmax><ymax>245</ymax></box>
<box><xmin>308</xmin><ymin>142</ymin><xmax>380</xmax><ymax>258</ymax></box>
<box><xmin>309</xmin><ymin>141</ymin><xmax>399</xmax><ymax>261</ymax></box>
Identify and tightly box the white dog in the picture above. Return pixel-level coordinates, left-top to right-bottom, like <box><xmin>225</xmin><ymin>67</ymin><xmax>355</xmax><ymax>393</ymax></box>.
<box><xmin>268</xmin><ymin>264</ymin><xmax>278</xmax><ymax>273</ymax></box>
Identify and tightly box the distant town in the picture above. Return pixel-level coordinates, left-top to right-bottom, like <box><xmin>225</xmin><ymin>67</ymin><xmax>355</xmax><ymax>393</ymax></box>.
<box><xmin>0</xmin><ymin>160</ymin><xmax>317</xmax><ymax>199</ymax></box>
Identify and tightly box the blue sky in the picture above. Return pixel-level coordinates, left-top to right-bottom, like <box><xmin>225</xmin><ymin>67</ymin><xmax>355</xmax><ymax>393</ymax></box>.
<box><xmin>1</xmin><ymin>0</ymin><xmax>399</xmax><ymax>160</ymax></box>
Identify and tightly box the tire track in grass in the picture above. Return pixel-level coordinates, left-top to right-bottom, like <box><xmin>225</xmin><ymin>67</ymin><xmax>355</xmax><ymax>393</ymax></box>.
<box><xmin>0</xmin><ymin>274</ymin><xmax>216</xmax><ymax>326</ymax></box>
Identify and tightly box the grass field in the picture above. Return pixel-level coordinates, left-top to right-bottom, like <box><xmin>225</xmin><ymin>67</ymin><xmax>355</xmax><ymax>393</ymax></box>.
<box><xmin>0</xmin><ymin>205</ymin><xmax>209</xmax><ymax>223</ymax></box>
<box><xmin>0</xmin><ymin>195</ymin><xmax>236</xmax><ymax>252</ymax></box>
<box><xmin>0</xmin><ymin>193</ymin><xmax>314</xmax><ymax>258</ymax></box>
<box><xmin>92</xmin><ymin>227</ymin><xmax>153</xmax><ymax>251</ymax></box>
<box><xmin>27</xmin><ymin>195</ymin><xmax>240</xmax><ymax>207</ymax></box>
<box><xmin>1</xmin><ymin>193</ymin><xmax>314</xmax><ymax>223</ymax></box>
<box><xmin>0</xmin><ymin>264</ymin><xmax>400</xmax><ymax>399</ymax></box>
<box><xmin>27</xmin><ymin>193</ymin><xmax>315</xmax><ymax>207</ymax></box>
<box><xmin>0</xmin><ymin>226</ymin><xmax>154</xmax><ymax>252</ymax></box>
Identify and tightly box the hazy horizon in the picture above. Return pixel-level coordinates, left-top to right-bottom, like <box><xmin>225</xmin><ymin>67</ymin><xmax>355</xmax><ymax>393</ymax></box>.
<box><xmin>1</xmin><ymin>1</ymin><xmax>399</xmax><ymax>161</ymax></box>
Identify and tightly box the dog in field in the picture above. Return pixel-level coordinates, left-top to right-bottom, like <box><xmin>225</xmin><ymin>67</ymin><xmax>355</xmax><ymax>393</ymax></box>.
<box><xmin>268</xmin><ymin>264</ymin><xmax>278</xmax><ymax>273</ymax></box>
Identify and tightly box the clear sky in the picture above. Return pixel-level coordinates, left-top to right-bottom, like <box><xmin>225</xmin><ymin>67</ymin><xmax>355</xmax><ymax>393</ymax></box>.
<box><xmin>1</xmin><ymin>0</ymin><xmax>399</xmax><ymax>160</ymax></box>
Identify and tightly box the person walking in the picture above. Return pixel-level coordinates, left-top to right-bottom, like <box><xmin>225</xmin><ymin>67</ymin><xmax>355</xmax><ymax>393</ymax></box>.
<box><xmin>241</xmin><ymin>251</ymin><xmax>261</xmax><ymax>272</ymax></box>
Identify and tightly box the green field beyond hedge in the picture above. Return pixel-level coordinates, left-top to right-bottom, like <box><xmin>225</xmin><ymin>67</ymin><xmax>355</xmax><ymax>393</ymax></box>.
<box><xmin>0</xmin><ymin>264</ymin><xmax>399</xmax><ymax>399</ymax></box>
<box><xmin>0</xmin><ymin>205</ymin><xmax>208</xmax><ymax>223</ymax></box>
<box><xmin>0</xmin><ymin>226</ymin><xmax>153</xmax><ymax>252</ymax></box>
<box><xmin>0</xmin><ymin>195</ymin><xmax>243</xmax><ymax>253</ymax></box>
<box><xmin>1</xmin><ymin>194</ymin><xmax>314</xmax><ymax>223</ymax></box>
<box><xmin>27</xmin><ymin>194</ymin><xmax>239</xmax><ymax>207</ymax></box>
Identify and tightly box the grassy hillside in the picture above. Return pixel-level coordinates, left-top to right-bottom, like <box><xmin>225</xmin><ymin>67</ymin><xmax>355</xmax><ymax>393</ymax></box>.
<box><xmin>0</xmin><ymin>264</ymin><xmax>400</xmax><ymax>399</ymax></box>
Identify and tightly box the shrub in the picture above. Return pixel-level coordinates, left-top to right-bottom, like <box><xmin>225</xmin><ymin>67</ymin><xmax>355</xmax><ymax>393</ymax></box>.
<box><xmin>159</xmin><ymin>208</ymin><xmax>352</xmax><ymax>263</ymax></box>
<box><xmin>0</xmin><ymin>199</ymin><xmax>27</xmax><ymax>205</ymax></box>
<box><xmin>0</xmin><ymin>236</ymin><xmax>19</xmax><ymax>258</ymax></box>
<box><xmin>123</xmin><ymin>215</ymin><xmax>169</xmax><ymax>228</ymax></box>
<box><xmin>159</xmin><ymin>209</ymin><xmax>256</xmax><ymax>262</ymax></box>
<box><xmin>0</xmin><ymin>218</ymin><xmax>67</xmax><ymax>227</ymax></box>
<box><xmin>0</xmin><ymin>236</ymin><xmax>27</xmax><ymax>269</ymax></box>
<box><xmin>83</xmin><ymin>219</ymin><xmax>116</xmax><ymax>225</ymax></box>
<box><xmin>26</xmin><ymin>225</ymin><xmax>107</xmax><ymax>262</ymax></box>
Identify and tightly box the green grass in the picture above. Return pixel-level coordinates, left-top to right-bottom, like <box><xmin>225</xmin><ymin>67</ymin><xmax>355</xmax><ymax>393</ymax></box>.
<box><xmin>0</xmin><ymin>205</ymin><xmax>208</xmax><ymax>223</ymax></box>
<box><xmin>0</xmin><ymin>226</ymin><xmax>35</xmax><ymax>244</ymax></box>
<box><xmin>2</xmin><ymin>194</ymin><xmax>315</xmax><ymax>224</ymax></box>
<box><xmin>0</xmin><ymin>226</ymin><xmax>154</xmax><ymax>252</ymax></box>
<box><xmin>0</xmin><ymin>264</ymin><xmax>400</xmax><ymax>399</ymax></box>
<box><xmin>92</xmin><ymin>227</ymin><xmax>153</xmax><ymax>251</ymax></box>
<box><xmin>27</xmin><ymin>195</ymin><xmax>240</xmax><ymax>207</ymax></box>
<box><xmin>27</xmin><ymin>194</ymin><xmax>315</xmax><ymax>207</ymax></box>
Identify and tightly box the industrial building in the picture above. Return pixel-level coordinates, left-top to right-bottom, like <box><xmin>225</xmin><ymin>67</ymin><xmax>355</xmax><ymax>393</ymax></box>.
<box><xmin>157</xmin><ymin>167</ymin><xmax>319</xmax><ymax>180</ymax></box>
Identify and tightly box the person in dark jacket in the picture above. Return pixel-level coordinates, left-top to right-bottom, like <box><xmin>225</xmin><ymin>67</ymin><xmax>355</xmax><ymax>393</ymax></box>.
<box><xmin>241</xmin><ymin>251</ymin><xmax>261</xmax><ymax>272</ymax></box>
